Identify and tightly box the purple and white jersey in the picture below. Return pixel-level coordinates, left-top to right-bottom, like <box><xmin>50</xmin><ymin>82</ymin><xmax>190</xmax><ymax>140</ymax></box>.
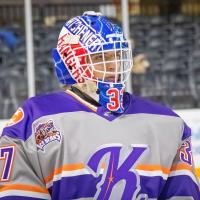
<box><xmin>0</xmin><ymin>89</ymin><xmax>199</xmax><ymax>200</ymax></box>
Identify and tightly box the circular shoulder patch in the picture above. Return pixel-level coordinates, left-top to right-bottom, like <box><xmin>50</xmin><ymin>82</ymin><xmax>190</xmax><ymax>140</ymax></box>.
<box><xmin>6</xmin><ymin>107</ymin><xmax>24</xmax><ymax>127</ymax></box>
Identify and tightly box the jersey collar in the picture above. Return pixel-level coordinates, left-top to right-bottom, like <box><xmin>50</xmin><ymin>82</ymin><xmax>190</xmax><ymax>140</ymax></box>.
<box><xmin>65</xmin><ymin>87</ymin><xmax>131</xmax><ymax>121</ymax></box>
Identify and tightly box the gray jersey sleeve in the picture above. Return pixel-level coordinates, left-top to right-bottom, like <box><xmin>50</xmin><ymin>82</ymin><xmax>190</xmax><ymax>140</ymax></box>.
<box><xmin>0</xmin><ymin>105</ymin><xmax>51</xmax><ymax>200</ymax></box>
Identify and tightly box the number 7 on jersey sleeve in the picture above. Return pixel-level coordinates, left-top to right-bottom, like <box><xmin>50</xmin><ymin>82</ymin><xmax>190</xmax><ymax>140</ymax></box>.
<box><xmin>0</xmin><ymin>145</ymin><xmax>16</xmax><ymax>182</ymax></box>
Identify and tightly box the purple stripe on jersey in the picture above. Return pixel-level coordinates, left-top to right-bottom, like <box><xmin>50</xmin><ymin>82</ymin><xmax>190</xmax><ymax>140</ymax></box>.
<box><xmin>182</xmin><ymin>123</ymin><xmax>191</xmax><ymax>141</ymax></box>
<box><xmin>25</xmin><ymin>91</ymin><xmax>94</xmax><ymax>119</ymax></box>
<box><xmin>159</xmin><ymin>175</ymin><xmax>200</xmax><ymax>199</ymax></box>
<box><xmin>126</xmin><ymin>94</ymin><xmax>178</xmax><ymax>117</ymax></box>
<box><xmin>139</xmin><ymin>175</ymin><xmax>166</xmax><ymax>197</ymax></box>
<box><xmin>49</xmin><ymin>174</ymin><xmax>167</xmax><ymax>199</ymax></box>
<box><xmin>49</xmin><ymin>174</ymin><xmax>101</xmax><ymax>199</ymax></box>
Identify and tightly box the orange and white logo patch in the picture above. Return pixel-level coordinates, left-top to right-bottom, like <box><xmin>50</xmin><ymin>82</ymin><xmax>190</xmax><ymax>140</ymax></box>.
<box><xmin>6</xmin><ymin>107</ymin><xmax>24</xmax><ymax>127</ymax></box>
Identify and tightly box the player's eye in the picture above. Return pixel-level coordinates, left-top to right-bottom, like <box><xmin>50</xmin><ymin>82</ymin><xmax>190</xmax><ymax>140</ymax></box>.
<box><xmin>95</xmin><ymin>55</ymin><xmax>103</xmax><ymax>60</ymax></box>
<box><xmin>91</xmin><ymin>54</ymin><xmax>103</xmax><ymax>63</ymax></box>
<box><xmin>104</xmin><ymin>52</ymin><xmax>120</xmax><ymax>61</ymax></box>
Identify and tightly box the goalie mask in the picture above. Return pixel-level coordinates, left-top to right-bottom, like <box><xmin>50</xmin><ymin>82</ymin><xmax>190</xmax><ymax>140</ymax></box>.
<box><xmin>52</xmin><ymin>11</ymin><xmax>133</xmax><ymax>113</ymax></box>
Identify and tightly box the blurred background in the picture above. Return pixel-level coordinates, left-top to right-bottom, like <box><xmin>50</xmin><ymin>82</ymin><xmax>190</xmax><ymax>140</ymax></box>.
<box><xmin>0</xmin><ymin>0</ymin><xmax>200</xmax><ymax>179</ymax></box>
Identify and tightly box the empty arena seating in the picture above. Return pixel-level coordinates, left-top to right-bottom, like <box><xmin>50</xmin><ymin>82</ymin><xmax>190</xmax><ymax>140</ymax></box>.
<box><xmin>131</xmin><ymin>14</ymin><xmax>200</xmax><ymax>109</ymax></box>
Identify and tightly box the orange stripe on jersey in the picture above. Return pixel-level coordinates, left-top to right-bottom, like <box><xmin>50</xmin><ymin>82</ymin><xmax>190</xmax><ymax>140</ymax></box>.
<box><xmin>135</xmin><ymin>165</ymin><xmax>170</xmax><ymax>174</ymax></box>
<box><xmin>195</xmin><ymin>168</ymin><xmax>200</xmax><ymax>178</ymax></box>
<box><xmin>44</xmin><ymin>163</ymin><xmax>107</xmax><ymax>184</ymax></box>
<box><xmin>66</xmin><ymin>90</ymin><xmax>97</xmax><ymax>112</ymax></box>
<box><xmin>0</xmin><ymin>184</ymin><xmax>49</xmax><ymax>194</ymax></box>
<box><xmin>171</xmin><ymin>163</ymin><xmax>193</xmax><ymax>172</ymax></box>
<box><xmin>44</xmin><ymin>163</ymin><xmax>85</xmax><ymax>183</ymax></box>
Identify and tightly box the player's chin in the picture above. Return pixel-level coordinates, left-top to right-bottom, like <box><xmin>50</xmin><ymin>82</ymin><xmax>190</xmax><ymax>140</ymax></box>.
<box><xmin>105</xmin><ymin>76</ymin><xmax>118</xmax><ymax>82</ymax></box>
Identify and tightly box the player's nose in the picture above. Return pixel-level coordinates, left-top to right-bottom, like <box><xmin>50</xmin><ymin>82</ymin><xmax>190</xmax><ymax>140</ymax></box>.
<box><xmin>106</xmin><ymin>62</ymin><xmax>117</xmax><ymax>72</ymax></box>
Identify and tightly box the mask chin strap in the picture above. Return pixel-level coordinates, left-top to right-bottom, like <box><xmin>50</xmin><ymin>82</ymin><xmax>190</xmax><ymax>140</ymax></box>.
<box><xmin>97</xmin><ymin>82</ymin><xmax>125</xmax><ymax>114</ymax></box>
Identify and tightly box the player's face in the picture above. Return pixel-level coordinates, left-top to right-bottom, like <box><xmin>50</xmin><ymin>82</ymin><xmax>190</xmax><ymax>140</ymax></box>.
<box><xmin>88</xmin><ymin>51</ymin><xmax>120</xmax><ymax>82</ymax></box>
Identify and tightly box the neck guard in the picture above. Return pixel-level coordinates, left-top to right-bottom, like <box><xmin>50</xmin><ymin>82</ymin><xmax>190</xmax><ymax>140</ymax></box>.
<box><xmin>97</xmin><ymin>82</ymin><xmax>125</xmax><ymax>113</ymax></box>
